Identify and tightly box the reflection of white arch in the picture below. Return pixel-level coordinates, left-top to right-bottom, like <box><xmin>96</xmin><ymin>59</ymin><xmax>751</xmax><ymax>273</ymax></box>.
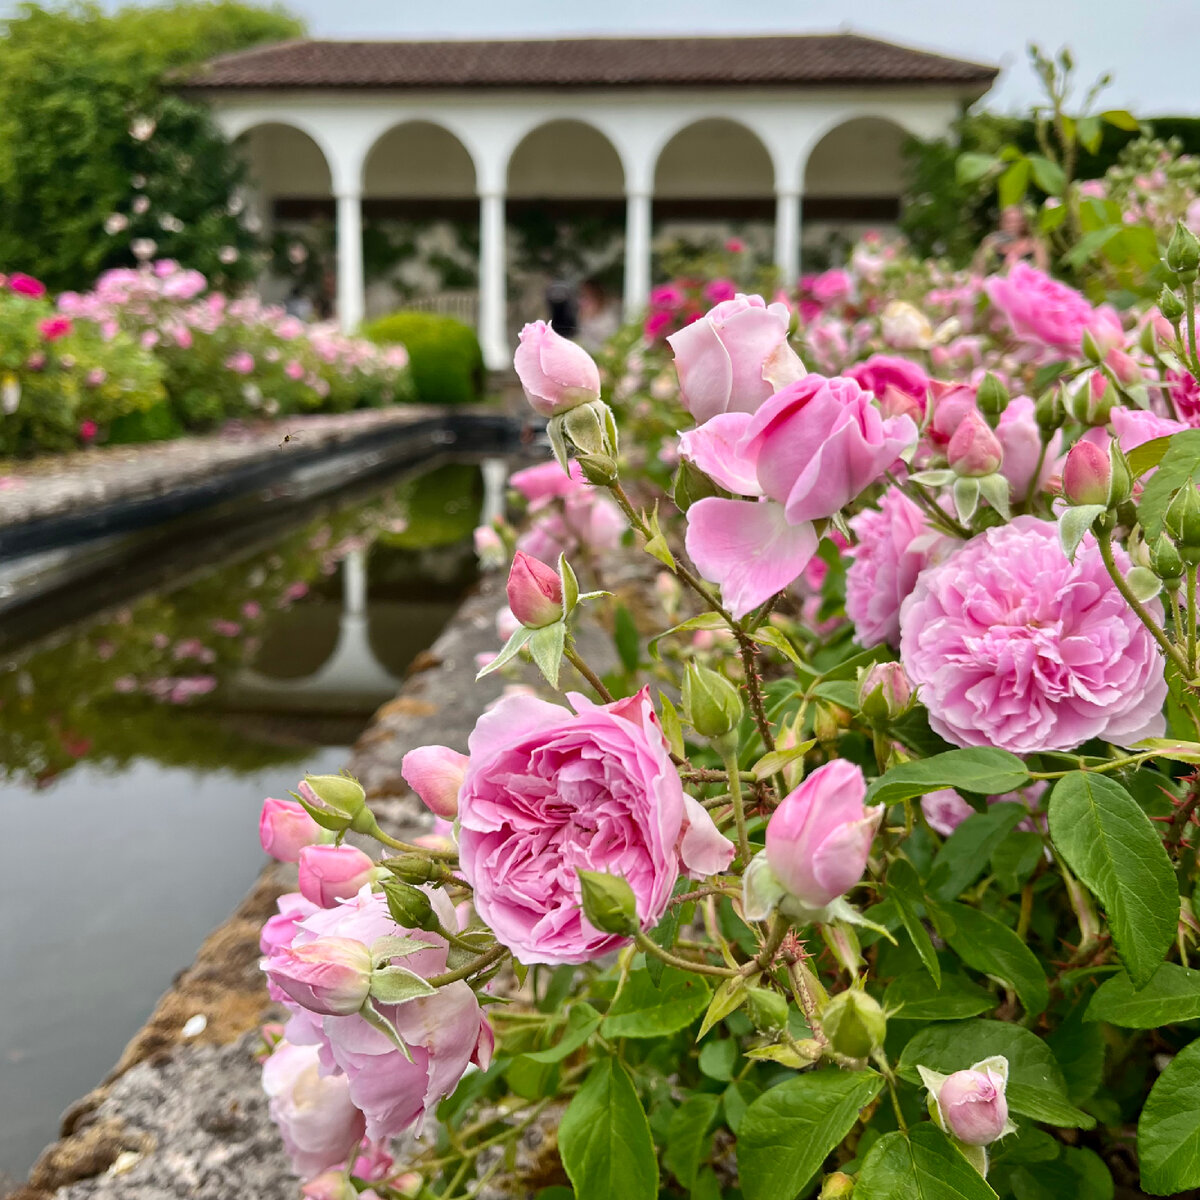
<box><xmin>211</xmin><ymin>87</ymin><xmax>968</xmax><ymax>357</ymax></box>
<box><xmin>239</xmin><ymin>550</ymin><xmax>400</xmax><ymax>698</ymax></box>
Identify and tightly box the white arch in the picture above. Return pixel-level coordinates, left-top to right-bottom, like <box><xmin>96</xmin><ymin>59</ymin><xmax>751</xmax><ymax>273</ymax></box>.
<box><xmin>500</xmin><ymin>114</ymin><xmax>633</xmax><ymax>197</ymax></box>
<box><xmin>222</xmin><ymin>114</ymin><xmax>339</xmax><ymax>191</ymax></box>
<box><xmin>360</xmin><ymin>115</ymin><xmax>483</xmax><ymax>196</ymax></box>
<box><xmin>650</xmin><ymin>114</ymin><xmax>782</xmax><ymax>195</ymax></box>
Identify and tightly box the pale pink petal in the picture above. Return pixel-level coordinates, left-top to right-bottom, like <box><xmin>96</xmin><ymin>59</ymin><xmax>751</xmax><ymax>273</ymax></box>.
<box><xmin>679</xmin><ymin>794</ymin><xmax>736</xmax><ymax>876</ymax></box>
<box><xmin>668</xmin><ymin>318</ymin><xmax>734</xmax><ymax>424</ymax></box>
<box><xmin>678</xmin><ymin>412</ymin><xmax>762</xmax><ymax>496</ymax></box>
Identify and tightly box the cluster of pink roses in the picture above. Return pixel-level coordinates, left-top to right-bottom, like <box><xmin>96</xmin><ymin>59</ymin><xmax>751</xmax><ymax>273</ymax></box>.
<box><xmin>256</xmin><ymin>787</ymin><xmax>492</xmax><ymax>1189</ymax></box>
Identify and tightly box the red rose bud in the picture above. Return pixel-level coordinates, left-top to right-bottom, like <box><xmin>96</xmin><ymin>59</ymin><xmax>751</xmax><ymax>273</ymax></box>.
<box><xmin>506</xmin><ymin>551</ymin><xmax>564</xmax><ymax>628</ymax></box>
<box><xmin>1062</xmin><ymin>439</ymin><xmax>1111</xmax><ymax>506</ymax></box>
<box><xmin>947</xmin><ymin>408</ymin><xmax>1003</xmax><ymax>477</ymax></box>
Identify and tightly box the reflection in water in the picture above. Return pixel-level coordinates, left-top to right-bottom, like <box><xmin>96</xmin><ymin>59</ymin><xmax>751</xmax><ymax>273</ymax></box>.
<box><xmin>0</xmin><ymin>459</ymin><xmax>485</xmax><ymax>1183</ymax></box>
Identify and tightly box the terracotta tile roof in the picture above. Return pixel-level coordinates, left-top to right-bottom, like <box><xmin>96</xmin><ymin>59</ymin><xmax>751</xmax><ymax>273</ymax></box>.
<box><xmin>184</xmin><ymin>34</ymin><xmax>997</xmax><ymax>91</ymax></box>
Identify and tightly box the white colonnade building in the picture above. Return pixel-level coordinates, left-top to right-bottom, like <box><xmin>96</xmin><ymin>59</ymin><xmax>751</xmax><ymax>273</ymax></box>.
<box><xmin>187</xmin><ymin>34</ymin><xmax>996</xmax><ymax>368</ymax></box>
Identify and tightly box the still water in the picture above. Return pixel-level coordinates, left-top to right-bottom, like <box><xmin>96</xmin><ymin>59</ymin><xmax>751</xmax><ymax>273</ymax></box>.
<box><xmin>0</xmin><ymin>459</ymin><xmax>486</xmax><ymax>1183</ymax></box>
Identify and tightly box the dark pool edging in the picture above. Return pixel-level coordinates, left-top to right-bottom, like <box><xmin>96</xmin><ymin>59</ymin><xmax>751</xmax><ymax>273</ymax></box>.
<box><xmin>0</xmin><ymin>411</ymin><xmax>526</xmax><ymax>560</ymax></box>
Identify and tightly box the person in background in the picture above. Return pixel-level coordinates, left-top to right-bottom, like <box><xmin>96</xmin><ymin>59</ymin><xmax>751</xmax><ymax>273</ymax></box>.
<box><xmin>576</xmin><ymin>278</ymin><xmax>620</xmax><ymax>351</ymax></box>
<box><xmin>545</xmin><ymin>278</ymin><xmax>578</xmax><ymax>338</ymax></box>
<box><xmin>284</xmin><ymin>285</ymin><xmax>314</xmax><ymax>321</ymax></box>
<box><xmin>974</xmin><ymin>205</ymin><xmax>1049</xmax><ymax>272</ymax></box>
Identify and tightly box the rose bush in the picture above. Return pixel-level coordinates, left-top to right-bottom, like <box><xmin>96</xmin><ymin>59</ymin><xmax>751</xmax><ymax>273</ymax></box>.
<box><xmin>248</xmin><ymin>212</ymin><xmax>1200</xmax><ymax>1200</ymax></box>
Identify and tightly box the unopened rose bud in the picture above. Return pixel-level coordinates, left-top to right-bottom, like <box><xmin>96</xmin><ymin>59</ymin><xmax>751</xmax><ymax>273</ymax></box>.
<box><xmin>682</xmin><ymin>662</ymin><xmax>743</xmax><ymax>741</ymax></box>
<box><xmin>1152</xmin><ymin>533</ymin><xmax>1184</xmax><ymax>587</ymax></box>
<box><xmin>1165</xmin><ymin>485</ymin><xmax>1200</xmax><ymax>563</ymax></box>
<box><xmin>506</xmin><ymin>551</ymin><xmax>564</xmax><ymax>629</ymax></box>
<box><xmin>1035</xmin><ymin>385</ymin><xmax>1063</xmax><ymax>433</ymax></box>
<box><xmin>746</xmin><ymin>986</ymin><xmax>790</xmax><ymax>1033</ymax></box>
<box><xmin>1070</xmin><ymin>373</ymin><xmax>1117</xmax><ymax>426</ymax></box>
<box><xmin>259</xmin><ymin>797</ymin><xmax>322</xmax><ymax>862</ymax></box>
<box><xmin>1167</xmin><ymin>220</ymin><xmax>1200</xmax><ymax>278</ymax></box>
<box><xmin>975</xmin><ymin>372</ymin><xmax>1009</xmax><ymax>423</ymax></box>
<box><xmin>947</xmin><ymin>409</ymin><xmax>1003</xmax><ymax>477</ymax></box>
<box><xmin>857</xmin><ymin>662</ymin><xmax>912</xmax><ymax>723</ymax></box>
<box><xmin>297</xmin><ymin>844</ymin><xmax>374</xmax><ymax>908</ymax></box>
<box><xmin>1080</xmin><ymin>326</ymin><xmax>1103</xmax><ymax>364</ymax></box>
<box><xmin>577</xmin><ymin>868</ymin><xmax>638</xmax><ymax>936</ymax></box>
<box><xmin>264</xmin><ymin>936</ymin><xmax>372</xmax><ymax>1015</ymax></box>
<box><xmin>301</xmin><ymin>1170</ymin><xmax>359</xmax><ymax>1200</ymax></box>
<box><xmin>918</xmin><ymin>1058</ymin><xmax>1013</xmax><ymax>1148</ymax></box>
<box><xmin>820</xmin><ymin>1172</ymin><xmax>856</xmax><ymax>1199</ymax></box>
<box><xmin>822</xmin><ymin>989</ymin><xmax>887</xmax><ymax>1059</ymax></box>
<box><xmin>303</xmin><ymin>773</ymin><xmax>367</xmax><ymax>824</ymax></box>
<box><xmin>1062</xmin><ymin>439</ymin><xmax>1111</xmax><ymax>506</ymax></box>
<box><xmin>513</xmin><ymin>321</ymin><xmax>600</xmax><ymax>417</ymax></box>
<box><xmin>381</xmin><ymin>877</ymin><xmax>436</xmax><ymax>930</ymax></box>
<box><xmin>401</xmin><ymin>745</ymin><xmax>467</xmax><ymax>819</ymax></box>
<box><xmin>1159</xmin><ymin>285</ymin><xmax>1186</xmax><ymax>324</ymax></box>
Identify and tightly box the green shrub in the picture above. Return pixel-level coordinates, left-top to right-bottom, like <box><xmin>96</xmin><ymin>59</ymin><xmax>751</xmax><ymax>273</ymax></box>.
<box><xmin>108</xmin><ymin>400</ymin><xmax>185</xmax><ymax>445</ymax></box>
<box><xmin>363</xmin><ymin>311</ymin><xmax>484</xmax><ymax>406</ymax></box>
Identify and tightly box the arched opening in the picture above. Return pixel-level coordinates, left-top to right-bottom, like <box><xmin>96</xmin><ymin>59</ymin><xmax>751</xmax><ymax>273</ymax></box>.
<box><xmin>361</xmin><ymin>121</ymin><xmax>480</xmax><ymax>323</ymax></box>
<box><xmin>506</xmin><ymin>120</ymin><xmax>626</xmax><ymax>345</ymax></box>
<box><xmin>652</xmin><ymin>119</ymin><xmax>775</xmax><ymax>280</ymax></box>
<box><xmin>237</xmin><ymin>122</ymin><xmax>334</xmax><ymax>314</ymax></box>
<box><xmin>802</xmin><ymin>117</ymin><xmax>909</xmax><ymax>267</ymax></box>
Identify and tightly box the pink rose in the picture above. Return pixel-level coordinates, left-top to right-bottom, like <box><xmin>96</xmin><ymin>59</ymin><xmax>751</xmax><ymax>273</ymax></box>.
<box><xmin>919</xmin><ymin>1061</ymin><xmax>1012</xmax><ymax>1147</ymax></box>
<box><xmin>265</xmin><ymin>936</ymin><xmax>373</xmax><ymax>1015</ymax></box>
<box><xmin>282</xmin><ymin>888</ymin><xmax>492</xmax><ymax>1141</ymax></box>
<box><xmin>844</xmin><ymin>354</ymin><xmax>929</xmax><ymax>421</ymax></box>
<box><xmin>456</xmin><ymin>687</ymin><xmax>732</xmax><ymax>965</ymax></box>
<box><xmin>260</xmin><ymin>797</ymin><xmax>323</xmax><ymax>862</ymax></box>
<box><xmin>667</xmin><ymin>293</ymin><xmax>804</xmax><ymax>423</ymax></box>
<box><xmin>900</xmin><ymin>517</ymin><xmax>1167</xmax><ymax>753</ymax></box>
<box><xmin>764</xmin><ymin>760</ymin><xmax>882</xmax><ymax>911</ymax></box>
<box><xmin>677</xmin><ymin>412</ymin><xmax>762</xmax><ymax>496</ymax></box>
<box><xmin>262</xmin><ymin>1040</ymin><xmax>365</xmax><ymax>1178</ymax></box>
<box><xmin>297</xmin><ymin>844</ymin><xmax>374</xmax><ymax>908</ymax></box>
<box><xmin>811</xmin><ymin>268</ymin><xmax>852</xmax><ymax>307</ymax></box>
<box><xmin>920</xmin><ymin>789</ymin><xmax>976</xmax><ymax>837</ymax></box>
<box><xmin>8</xmin><ymin>273</ymin><xmax>46</xmax><ymax>298</ymax></box>
<box><xmin>400</xmin><ymin>745</ymin><xmax>468</xmax><ymax>819</ymax></box>
<box><xmin>926</xmin><ymin>380</ymin><xmax>978</xmax><ymax>446</ymax></box>
<box><xmin>506</xmin><ymin>550</ymin><xmax>563</xmax><ymax>628</ymax></box>
<box><xmin>846</xmin><ymin>489</ymin><xmax>950</xmax><ymax>648</ymax></box>
<box><xmin>226</xmin><ymin>350</ymin><xmax>255</xmax><ymax>374</ymax></box>
<box><xmin>985</xmin><ymin>263</ymin><xmax>1122</xmax><ymax>355</ymax></box>
<box><xmin>685</xmin><ymin>374</ymin><xmax>916</xmax><ymax>618</ymax></box>
<box><xmin>513</xmin><ymin>321</ymin><xmax>600</xmax><ymax>416</ymax></box>
<box><xmin>39</xmin><ymin>316</ymin><xmax>72</xmax><ymax>341</ymax></box>
<box><xmin>1167</xmin><ymin>369</ymin><xmax>1200</xmax><ymax>426</ymax></box>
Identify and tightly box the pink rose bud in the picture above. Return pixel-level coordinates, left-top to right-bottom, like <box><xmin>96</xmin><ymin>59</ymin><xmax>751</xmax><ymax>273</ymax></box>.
<box><xmin>297</xmin><ymin>844</ymin><xmax>374</xmax><ymax>908</ymax></box>
<box><xmin>506</xmin><ymin>551</ymin><xmax>564</xmax><ymax>628</ymax></box>
<box><xmin>1062</xmin><ymin>439</ymin><xmax>1112</xmax><ymax>506</ymax></box>
<box><xmin>264</xmin><ymin>936</ymin><xmax>373</xmax><ymax>1014</ymax></box>
<box><xmin>765</xmin><ymin>760</ymin><xmax>883</xmax><ymax>911</ymax></box>
<box><xmin>921</xmin><ymin>1061</ymin><xmax>1012</xmax><ymax>1146</ymax></box>
<box><xmin>259</xmin><ymin>796</ymin><xmax>322</xmax><ymax>862</ymax></box>
<box><xmin>400</xmin><ymin>745</ymin><xmax>469</xmax><ymax>819</ymax></box>
<box><xmin>857</xmin><ymin>661</ymin><xmax>913</xmax><ymax>721</ymax></box>
<box><xmin>947</xmin><ymin>408</ymin><xmax>1003</xmax><ymax>477</ymax></box>
<box><xmin>513</xmin><ymin>321</ymin><xmax>600</xmax><ymax>416</ymax></box>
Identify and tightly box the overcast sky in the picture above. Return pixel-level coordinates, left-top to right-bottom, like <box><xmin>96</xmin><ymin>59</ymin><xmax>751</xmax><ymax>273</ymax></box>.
<box><xmin>12</xmin><ymin>0</ymin><xmax>1200</xmax><ymax>115</ymax></box>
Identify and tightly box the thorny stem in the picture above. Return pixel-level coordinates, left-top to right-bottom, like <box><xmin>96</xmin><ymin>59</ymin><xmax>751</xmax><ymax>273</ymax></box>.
<box><xmin>737</xmin><ymin>631</ymin><xmax>776</xmax><ymax>751</ymax></box>
<box><xmin>1189</xmin><ymin>567</ymin><xmax>1198</xmax><ymax>676</ymax></box>
<box><xmin>634</xmin><ymin>929</ymin><xmax>739</xmax><ymax>977</ymax></box>
<box><xmin>1097</xmin><ymin>529</ymin><xmax>1190</xmax><ymax>675</ymax></box>
<box><xmin>426</xmin><ymin>943</ymin><xmax>509</xmax><ymax>988</ymax></box>
<box><xmin>564</xmin><ymin>643</ymin><xmax>615</xmax><ymax>702</ymax></box>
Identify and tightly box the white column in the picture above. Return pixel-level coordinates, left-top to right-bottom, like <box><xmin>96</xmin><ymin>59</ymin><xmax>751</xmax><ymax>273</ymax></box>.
<box><xmin>335</xmin><ymin>189</ymin><xmax>364</xmax><ymax>332</ymax></box>
<box><xmin>342</xmin><ymin>548</ymin><xmax>367</xmax><ymax>617</ymax></box>
<box><xmin>774</xmin><ymin>188</ymin><xmax>802</xmax><ymax>284</ymax></box>
<box><xmin>623</xmin><ymin>188</ymin><xmax>652</xmax><ymax>317</ymax></box>
<box><xmin>478</xmin><ymin>190</ymin><xmax>508</xmax><ymax>372</ymax></box>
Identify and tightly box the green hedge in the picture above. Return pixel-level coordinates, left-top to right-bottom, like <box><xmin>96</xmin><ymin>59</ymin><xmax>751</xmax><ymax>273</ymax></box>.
<box><xmin>363</xmin><ymin>311</ymin><xmax>484</xmax><ymax>406</ymax></box>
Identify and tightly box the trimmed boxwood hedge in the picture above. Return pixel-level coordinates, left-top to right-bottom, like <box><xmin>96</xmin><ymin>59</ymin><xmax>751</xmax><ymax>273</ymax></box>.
<box><xmin>363</xmin><ymin>311</ymin><xmax>484</xmax><ymax>406</ymax></box>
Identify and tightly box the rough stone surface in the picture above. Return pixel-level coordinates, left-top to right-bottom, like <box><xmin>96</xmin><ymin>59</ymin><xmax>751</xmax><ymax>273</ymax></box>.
<box><xmin>0</xmin><ymin>408</ymin><xmax>443</xmax><ymax>528</ymax></box>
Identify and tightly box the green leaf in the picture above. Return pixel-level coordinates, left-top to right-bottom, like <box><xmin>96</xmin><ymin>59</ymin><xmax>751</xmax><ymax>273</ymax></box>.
<box><xmin>664</xmin><ymin>1093</ymin><xmax>719</xmax><ymax>1190</ymax></box>
<box><xmin>1086</xmin><ymin>963</ymin><xmax>1200</xmax><ymax>1028</ymax></box>
<box><xmin>559</xmin><ymin>1057</ymin><xmax>657</xmax><ymax>1200</ymax></box>
<box><xmin>601</xmin><ymin>966</ymin><xmax>710</xmax><ymax>1039</ymax></box>
<box><xmin>1027</xmin><ymin>154</ymin><xmax>1066</xmax><ymax>197</ymax></box>
<box><xmin>1046</xmin><ymin>1005</ymin><xmax>1106</xmax><ymax>1105</ymax></box>
<box><xmin>1140</xmin><ymin>1036</ymin><xmax>1200</xmax><ymax>1193</ymax></box>
<box><xmin>722</xmin><ymin>1078</ymin><xmax>760</xmax><ymax>1136</ymax></box>
<box><xmin>698</xmin><ymin>1036</ymin><xmax>738</xmax><ymax>1081</ymax></box>
<box><xmin>613</xmin><ymin>603</ymin><xmax>640</xmax><ymax>674</ymax></box>
<box><xmin>737</xmin><ymin>1069</ymin><xmax>884</xmax><ymax>1200</ymax></box>
<box><xmin>657</xmin><ymin>691</ymin><xmax>686</xmax><ymax>760</ymax></box>
<box><xmin>1010</xmin><ymin>1146</ymin><xmax>1113</xmax><ymax>1200</ymax></box>
<box><xmin>1077</xmin><ymin>115</ymin><xmax>1103</xmax><ymax>154</ymax></box>
<box><xmin>368</xmin><ymin>965</ymin><xmax>436</xmax><ymax>1004</ymax></box>
<box><xmin>865</xmin><ymin>748</ymin><xmax>1029</xmax><ymax>807</ymax></box>
<box><xmin>698</xmin><ymin>974</ymin><xmax>748</xmax><ymax>1039</ymax></box>
<box><xmin>883</xmin><ymin>971</ymin><xmax>995</xmax><ymax>1021</ymax></box>
<box><xmin>527</xmin><ymin>621</ymin><xmax>566</xmax><ymax>688</ymax></box>
<box><xmin>940</xmin><ymin>901</ymin><xmax>1049</xmax><ymax>1017</ymax></box>
<box><xmin>956</xmin><ymin>151</ymin><xmax>999</xmax><ymax>185</ymax></box>
<box><xmin>898</xmin><ymin>1019</ymin><xmax>1095</xmax><ymax>1129</ymax></box>
<box><xmin>648</xmin><ymin>612</ymin><xmax>725</xmax><ymax>659</ymax></box>
<box><xmin>927</xmin><ymin>803</ymin><xmax>1028</xmax><ymax>901</ymax></box>
<box><xmin>752</xmin><ymin>741</ymin><xmax>815</xmax><ymax>782</ymax></box>
<box><xmin>750</xmin><ymin>624</ymin><xmax>810</xmax><ymax>669</ymax></box>
<box><xmin>998</xmin><ymin>158</ymin><xmax>1032</xmax><ymax>208</ymax></box>
<box><xmin>887</xmin><ymin>857</ymin><xmax>941</xmax><ymax>987</ymax></box>
<box><xmin>1137</xmin><ymin>430</ymin><xmax>1200</xmax><ymax>539</ymax></box>
<box><xmin>476</xmin><ymin>623</ymin><xmax>533</xmax><ymax>679</ymax></box>
<box><xmin>525</xmin><ymin>1003</ymin><xmax>603</xmax><ymax>1063</ymax></box>
<box><xmin>856</xmin><ymin>1124</ymin><xmax>999</xmax><ymax>1199</ymax></box>
<box><xmin>1048</xmin><ymin>772</ymin><xmax>1179</xmax><ymax>988</ymax></box>
<box><xmin>1101</xmin><ymin>108</ymin><xmax>1140</xmax><ymax>131</ymax></box>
